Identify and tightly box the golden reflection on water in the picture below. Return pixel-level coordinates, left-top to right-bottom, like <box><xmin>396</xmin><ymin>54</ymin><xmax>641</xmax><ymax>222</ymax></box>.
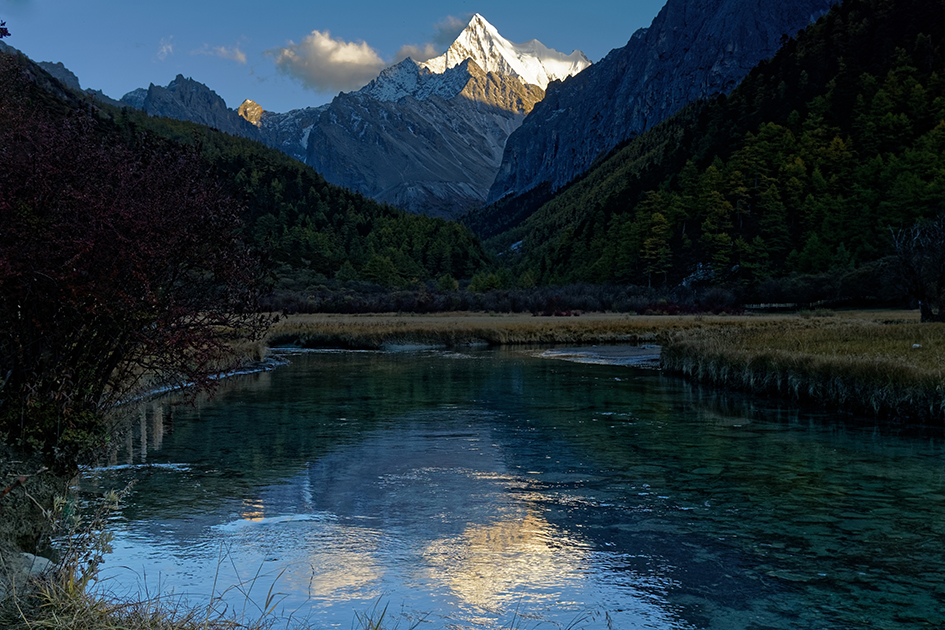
<box><xmin>423</xmin><ymin>508</ymin><xmax>590</xmax><ymax>613</ymax></box>
<box><xmin>239</xmin><ymin>499</ymin><xmax>265</xmax><ymax>521</ymax></box>
<box><xmin>302</xmin><ymin>530</ymin><xmax>385</xmax><ymax>603</ymax></box>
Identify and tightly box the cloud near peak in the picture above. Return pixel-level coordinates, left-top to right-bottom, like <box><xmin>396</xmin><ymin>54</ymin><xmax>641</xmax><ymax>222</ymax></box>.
<box><xmin>268</xmin><ymin>15</ymin><xmax>472</xmax><ymax>94</ymax></box>
<box><xmin>156</xmin><ymin>36</ymin><xmax>174</xmax><ymax>61</ymax></box>
<box><xmin>393</xmin><ymin>43</ymin><xmax>439</xmax><ymax>64</ymax></box>
<box><xmin>432</xmin><ymin>15</ymin><xmax>470</xmax><ymax>47</ymax></box>
<box><xmin>267</xmin><ymin>30</ymin><xmax>387</xmax><ymax>93</ymax></box>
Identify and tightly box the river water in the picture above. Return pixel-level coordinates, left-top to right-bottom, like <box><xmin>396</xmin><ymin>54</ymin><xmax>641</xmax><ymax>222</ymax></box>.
<box><xmin>80</xmin><ymin>347</ymin><xmax>945</xmax><ymax>629</ymax></box>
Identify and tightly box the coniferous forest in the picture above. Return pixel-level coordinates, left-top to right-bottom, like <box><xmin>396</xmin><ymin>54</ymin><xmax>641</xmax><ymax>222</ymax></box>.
<box><xmin>470</xmin><ymin>0</ymin><xmax>945</xmax><ymax>311</ymax></box>
<box><xmin>6</xmin><ymin>0</ymin><xmax>945</xmax><ymax>316</ymax></box>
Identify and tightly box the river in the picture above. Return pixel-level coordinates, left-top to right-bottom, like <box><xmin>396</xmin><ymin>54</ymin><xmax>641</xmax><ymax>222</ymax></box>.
<box><xmin>79</xmin><ymin>347</ymin><xmax>945</xmax><ymax>629</ymax></box>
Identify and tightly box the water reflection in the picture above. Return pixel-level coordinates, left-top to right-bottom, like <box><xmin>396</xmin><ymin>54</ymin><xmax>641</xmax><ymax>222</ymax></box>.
<box><xmin>82</xmin><ymin>348</ymin><xmax>945</xmax><ymax>629</ymax></box>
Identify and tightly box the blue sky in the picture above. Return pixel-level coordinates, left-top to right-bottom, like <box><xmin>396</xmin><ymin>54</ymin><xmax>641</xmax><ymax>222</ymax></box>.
<box><xmin>0</xmin><ymin>0</ymin><xmax>667</xmax><ymax>113</ymax></box>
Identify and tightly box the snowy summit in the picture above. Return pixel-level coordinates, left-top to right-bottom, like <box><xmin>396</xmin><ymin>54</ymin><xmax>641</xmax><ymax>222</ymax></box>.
<box><xmin>420</xmin><ymin>14</ymin><xmax>591</xmax><ymax>90</ymax></box>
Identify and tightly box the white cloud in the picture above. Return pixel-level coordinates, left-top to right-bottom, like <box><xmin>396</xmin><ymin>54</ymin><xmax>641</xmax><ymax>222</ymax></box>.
<box><xmin>394</xmin><ymin>42</ymin><xmax>439</xmax><ymax>63</ymax></box>
<box><xmin>392</xmin><ymin>15</ymin><xmax>470</xmax><ymax>63</ymax></box>
<box><xmin>156</xmin><ymin>36</ymin><xmax>174</xmax><ymax>61</ymax></box>
<box><xmin>267</xmin><ymin>30</ymin><xmax>387</xmax><ymax>93</ymax></box>
<box><xmin>192</xmin><ymin>44</ymin><xmax>247</xmax><ymax>64</ymax></box>
<box><xmin>432</xmin><ymin>15</ymin><xmax>470</xmax><ymax>46</ymax></box>
<box><xmin>267</xmin><ymin>15</ymin><xmax>472</xmax><ymax>94</ymax></box>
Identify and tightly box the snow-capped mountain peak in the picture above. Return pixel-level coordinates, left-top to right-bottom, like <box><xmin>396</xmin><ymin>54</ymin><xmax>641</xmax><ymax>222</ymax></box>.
<box><xmin>420</xmin><ymin>13</ymin><xmax>590</xmax><ymax>89</ymax></box>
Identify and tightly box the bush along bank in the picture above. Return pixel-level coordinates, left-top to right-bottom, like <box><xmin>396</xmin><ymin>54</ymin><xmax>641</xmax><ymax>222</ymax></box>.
<box><xmin>660</xmin><ymin>319</ymin><xmax>945</xmax><ymax>424</ymax></box>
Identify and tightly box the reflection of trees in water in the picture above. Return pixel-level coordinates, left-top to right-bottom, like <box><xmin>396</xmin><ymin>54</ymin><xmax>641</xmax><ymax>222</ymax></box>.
<box><xmin>105</xmin><ymin>401</ymin><xmax>171</xmax><ymax>467</ymax></box>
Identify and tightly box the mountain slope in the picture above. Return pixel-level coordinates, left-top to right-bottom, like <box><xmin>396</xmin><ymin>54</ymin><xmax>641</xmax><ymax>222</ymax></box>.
<box><xmin>0</xmin><ymin>45</ymin><xmax>489</xmax><ymax>292</ymax></box>
<box><xmin>496</xmin><ymin>0</ymin><xmax>945</xmax><ymax>298</ymax></box>
<box><xmin>116</xmin><ymin>14</ymin><xmax>587</xmax><ymax>218</ymax></box>
<box><xmin>305</xmin><ymin>57</ymin><xmax>545</xmax><ymax>218</ymax></box>
<box><xmin>123</xmin><ymin>75</ymin><xmax>260</xmax><ymax>139</ymax></box>
<box><xmin>419</xmin><ymin>13</ymin><xmax>589</xmax><ymax>90</ymax></box>
<box><xmin>486</xmin><ymin>0</ymin><xmax>840</xmax><ymax>207</ymax></box>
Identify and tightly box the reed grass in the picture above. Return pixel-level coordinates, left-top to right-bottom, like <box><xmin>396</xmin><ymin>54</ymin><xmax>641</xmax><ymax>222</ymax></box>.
<box><xmin>6</xmin><ymin>310</ymin><xmax>938</xmax><ymax>630</ymax></box>
<box><xmin>264</xmin><ymin>312</ymin><xmax>766</xmax><ymax>349</ymax></box>
<box><xmin>661</xmin><ymin>314</ymin><xmax>945</xmax><ymax>423</ymax></box>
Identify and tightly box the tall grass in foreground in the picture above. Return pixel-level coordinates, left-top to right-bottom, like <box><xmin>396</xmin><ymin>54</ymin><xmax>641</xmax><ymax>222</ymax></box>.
<box><xmin>0</xmin><ymin>485</ymin><xmax>280</xmax><ymax>630</ymax></box>
<box><xmin>662</xmin><ymin>318</ymin><xmax>945</xmax><ymax>423</ymax></box>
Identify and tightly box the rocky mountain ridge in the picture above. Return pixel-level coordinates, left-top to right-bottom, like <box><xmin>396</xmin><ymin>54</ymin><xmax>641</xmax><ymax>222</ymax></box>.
<box><xmin>106</xmin><ymin>14</ymin><xmax>586</xmax><ymax>218</ymax></box>
<box><xmin>487</xmin><ymin>0</ymin><xmax>842</xmax><ymax>205</ymax></box>
<box><xmin>123</xmin><ymin>75</ymin><xmax>260</xmax><ymax>139</ymax></box>
<box><xmin>271</xmin><ymin>13</ymin><xmax>587</xmax><ymax>217</ymax></box>
<box><xmin>418</xmin><ymin>13</ymin><xmax>590</xmax><ymax>90</ymax></box>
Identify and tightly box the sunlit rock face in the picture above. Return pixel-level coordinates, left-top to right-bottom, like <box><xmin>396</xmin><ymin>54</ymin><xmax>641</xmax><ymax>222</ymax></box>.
<box><xmin>488</xmin><ymin>0</ymin><xmax>841</xmax><ymax>204</ymax></box>
<box><xmin>237</xmin><ymin>99</ymin><xmax>263</xmax><ymax>126</ymax></box>
<box><xmin>419</xmin><ymin>13</ymin><xmax>590</xmax><ymax>90</ymax></box>
<box><xmin>113</xmin><ymin>14</ymin><xmax>588</xmax><ymax>218</ymax></box>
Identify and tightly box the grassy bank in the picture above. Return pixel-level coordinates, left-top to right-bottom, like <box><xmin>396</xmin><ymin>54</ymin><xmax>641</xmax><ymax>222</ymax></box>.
<box><xmin>264</xmin><ymin>311</ymin><xmax>763</xmax><ymax>349</ymax></box>
<box><xmin>661</xmin><ymin>312</ymin><xmax>945</xmax><ymax>423</ymax></box>
<box><xmin>4</xmin><ymin>309</ymin><xmax>941</xmax><ymax>630</ymax></box>
<box><xmin>266</xmin><ymin>309</ymin><xmax>944</xmax><ymax>424</ymax></box>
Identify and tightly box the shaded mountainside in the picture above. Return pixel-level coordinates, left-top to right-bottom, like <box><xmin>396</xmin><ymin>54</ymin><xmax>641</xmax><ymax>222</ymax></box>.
<box><xmin>487</xmin><ymin>0</ymin><xmax>945</xmax><ymax>299</ymax></box>
<box><xmin>0</xmin><ymin>47</ymin><xmax>490</xmax><ymax>293</ymax></box>
<box><xmin>122</xmin><ymin>74</ymin><xmax>260</xmax><ymax>139</ymax></box>
<box><xmin>486</xmin><ymin>0</ymin><xmax>840</xmax><ymax>209</ymax></box>
<box><xmin>306</xmin><ymin>58</ymin><xmax>544</xmax><ymax>219</ymax></box>
<box><xmin>298</xmin><ymin>14</ymin><xmax>586</xmax><ymax>218</ymax></box>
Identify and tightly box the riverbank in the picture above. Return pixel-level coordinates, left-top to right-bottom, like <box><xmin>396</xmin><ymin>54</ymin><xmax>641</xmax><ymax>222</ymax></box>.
<box><xmin>266</xmin><ymin>309</ymin><xmax>943</xmax><ymax>424</ymax></box>
<box><xmin>661</xmin><ymin>311</ymin><xmax>944</xmax><ymax>424</ymax></box>
<box><xmin>264</xmin><ymin>311</ymin><xmax>765</xmax><ymax>349</ymax></box>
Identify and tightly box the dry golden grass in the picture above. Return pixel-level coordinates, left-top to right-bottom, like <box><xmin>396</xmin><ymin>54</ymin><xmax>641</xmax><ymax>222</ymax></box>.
<box><xmin>264</xmin><ymin>309</ymin><xmax>944</xmax><ymax>423</ymax></box>
<box><xmin>264</xmin><ymin>311</ymin><xmax>781</xmax><ymax>349</ymax></box>
<box><xmin>660</xmin><ymin>310</ymin><xmax>944</xmax><ymax>422</ymax></box>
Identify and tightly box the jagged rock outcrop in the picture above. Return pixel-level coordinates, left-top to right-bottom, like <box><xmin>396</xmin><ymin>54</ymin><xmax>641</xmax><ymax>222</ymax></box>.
<box><xmin>237</xmin><ymin>99</ymin><xmax>263</xmax><ymax>126</ymax></box>
<box><xmin>419</xmin><ymin>13</ymin><xmax>589</xmax><ymax>90</ymax></box>
<box><xmin>37</xmin><ymin>61</ymin><xmax>81</xmax><ymax>91</ymax></box>
<box><xmin>487</xmin><ymin>0</ymin><xmax>841</xmax><ymax>204</ymax></box>
<box><xmin>254</xmin><ymin>106</ymin><xmax>326</xmax><ymax>164</ymax></box>
<box><xmin>306</xmin><ymin>58</ymin><xmax>544</xmax><ymax>218</ymax></box>
<box><xmin>120</xmin><ymin>87</ymin><xmax>148</xmax><ymax>109</ymax></box>
<box><xmin>115</xmin><ymin>14</ymin><xmax>588</xmax><ymax>216</ymax></box>
<box><xmin>122</xmin><ymin>75</ymin><xmax>259</xmax><ymax>139</ymax></box>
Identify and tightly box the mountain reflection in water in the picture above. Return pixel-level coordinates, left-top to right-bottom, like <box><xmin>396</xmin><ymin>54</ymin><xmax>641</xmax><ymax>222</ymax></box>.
<box><xmin>81</xmin><ymin>348</ymin><xmax>945</xmax><ymax>629</ymax></box>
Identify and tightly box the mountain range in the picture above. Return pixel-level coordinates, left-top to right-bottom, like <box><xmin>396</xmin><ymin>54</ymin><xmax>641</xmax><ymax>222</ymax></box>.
<box><xmin>5</xmin><ymin>0</ymin><xmax>944</xmax><ymax>308</ymax></box>
<box><xmin>481</xmin><ymin>0</ymin><xmax>945</xmax><ymax>302</ymax></box>
<box><xmin>118</xmin><ymin>14</ymin><xmax>588</xmax><ymax>219</ymax></box>
<box><xmin>8</xmin><ymin>0</ymin><xmax>842</xmax><ymax>223</ymax></box>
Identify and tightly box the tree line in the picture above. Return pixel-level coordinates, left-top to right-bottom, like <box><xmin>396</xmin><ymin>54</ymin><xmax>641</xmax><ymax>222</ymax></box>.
<box><xmin>474</xmin><ymin>0</ymin><xmax>945</xmax><ymax>314</ymax></box>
